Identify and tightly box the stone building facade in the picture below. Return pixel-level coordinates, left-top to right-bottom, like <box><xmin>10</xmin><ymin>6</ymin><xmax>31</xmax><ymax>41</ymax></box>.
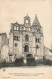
<box><xmin>9</xmin><ymin>14</ymin><xmax>44</xmax><ymax>62</ymax></box>
<box><xmin>0</xmin><ymin>14</ymin><xmax>52</xmax><ymax>64</ymax></box>
<box><xmin>0</xmin><ymin>33</ymin><xmax>8</xmax><ymax>62</ymax></box>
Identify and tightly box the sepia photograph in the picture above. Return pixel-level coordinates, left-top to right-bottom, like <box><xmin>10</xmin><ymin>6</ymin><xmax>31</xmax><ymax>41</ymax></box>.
<box><xmin>0</xmin><ymin>0</ymin><xmax>52</xmax><ymax>79</ymax></box>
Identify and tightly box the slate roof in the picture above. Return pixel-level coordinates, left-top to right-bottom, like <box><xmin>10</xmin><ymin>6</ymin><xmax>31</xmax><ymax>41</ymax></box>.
<box><xmin>32</xmin><ymin>14</ymin><xmax>41</xmax><ymax>26</ymax></box>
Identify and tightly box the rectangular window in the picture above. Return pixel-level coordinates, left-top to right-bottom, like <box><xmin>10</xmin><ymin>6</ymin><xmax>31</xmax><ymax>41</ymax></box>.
<box><xmin>38</xmin><ymin>38</ymin><xmax>40</xmax><ymax>43</ymax></box>
<box><xmin>17</xmin><ymin>36</ymin><xmax>18</xmax><ymax>40</ymax></box>
<box><xmin>25</xmin><ymin>35</ymin><xmax>29</xmax><ymax>41</ymax></box>
<box><xmin>35</xmin><ymin>38</ymin><xmax>40</xmax><ymax>43</ymax></box>
<box><xmin>15</xmin><ymin>43</ymin><xmax>17</xmax><ymax>47</ymax></box>
<box><xmin>14</xmin><ymin>36</ymin><xmax>16</xmax><ymax>40</ymax></box>
<box><xmin>13</xmin><ymin>36</ymin><xmax>19</xmax><ymax>41</ymax></box>
<box><xmin>35</xmin><ymin>38</ymin><xmax>37</xmax><ymax>42</ymax></box>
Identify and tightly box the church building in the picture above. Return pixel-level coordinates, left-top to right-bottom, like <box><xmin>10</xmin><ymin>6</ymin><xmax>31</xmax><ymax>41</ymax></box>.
<box><xmin>9</xmin><ymin>14</ymin><xmax>44</xmax><ymax>63</ymax></box>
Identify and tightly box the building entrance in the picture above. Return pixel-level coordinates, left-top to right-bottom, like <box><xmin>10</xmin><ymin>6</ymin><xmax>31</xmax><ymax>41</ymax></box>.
<box><xmin>26</xmin><ymin>54</ymin><xmax>35</xmax><ymax>65</ymax></box>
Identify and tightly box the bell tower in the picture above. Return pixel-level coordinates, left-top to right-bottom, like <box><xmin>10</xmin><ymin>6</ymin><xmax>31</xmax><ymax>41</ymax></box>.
<box><xmin>32</xmin><ymin>14</ymin><xmax>44</xmax><ymax>57</ymax></box>
<box><xmin>24</xmin><ymin>14</ymin><xmax>30</xmax><ymax>25</ymax></box>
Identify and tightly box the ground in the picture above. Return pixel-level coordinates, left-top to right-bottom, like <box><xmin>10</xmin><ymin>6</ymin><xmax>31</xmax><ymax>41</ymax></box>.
<box><xmin>0</xmin><ymin>66</ymin><xmax>52</xmax><ymax>79</ymax></box>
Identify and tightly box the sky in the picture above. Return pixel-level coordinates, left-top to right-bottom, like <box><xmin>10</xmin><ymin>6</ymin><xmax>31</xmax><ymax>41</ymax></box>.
<box><xmin>0</xmin><ymin>0</ymin><xmax>52</xmax><ymax>48</ymax></box>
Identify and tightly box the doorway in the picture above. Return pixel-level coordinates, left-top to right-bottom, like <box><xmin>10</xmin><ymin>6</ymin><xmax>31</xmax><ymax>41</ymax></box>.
<box><xmin>24</xmin><ymin>45</ymin><xmax>29</xmax><ymax>52</ymax></box>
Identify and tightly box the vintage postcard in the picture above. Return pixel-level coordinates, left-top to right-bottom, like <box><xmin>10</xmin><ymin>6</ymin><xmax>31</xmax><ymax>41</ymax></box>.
<box><xmin>0</xmin><ymin>0</ymin><xmax>52</xmax><ymax>79</ymax></box>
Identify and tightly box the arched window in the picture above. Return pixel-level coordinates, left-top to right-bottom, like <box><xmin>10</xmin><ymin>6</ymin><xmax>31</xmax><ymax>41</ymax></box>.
<box><xmin>25</xmin><ymin>35</ymin><xmax>29</xmax><ymax>41</ymax></box>
<box><xmin>29</xmin><ymin>28</ymin><xmax>30</xmax><ymax>31</ymax></box>
<box><xmin>26</xmin><ymin>20</ymin><xmax>28</xmax><ymax>23</ymax></box>
<box><xmin>24</xmin><ymin>45</ymin><xmax>29</xmax><ymax>52</ymax></box>
<box><xmin>37</xmin><ymin>29</ymin><xmax>40</xmax><ymax>33</ymax></box>
<box><xmin>36</xmin><ymin>45</ymin><xmax>39</xmax><ymax>49</ymax></box>
<box><xmin>17</xmin><ymin>27</ymin><xmax>18</xmax><ymax>30</ymax></box>
<box><xmin>14</xmin><ymin>26</ymin><xmax>16</xmax><ymax>30</ymax></box>
<box><xmin>35</xmin><ymin>38</ymin><xmax>40</xmax><ymax>43</ymax></box>
<box><xmin>24</xmin><ymin>27</ymin><xmax>25</xmax><ymax>30</ymax></box>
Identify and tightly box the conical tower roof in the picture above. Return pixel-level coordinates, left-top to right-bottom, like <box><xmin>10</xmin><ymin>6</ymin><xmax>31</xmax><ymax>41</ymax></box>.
<box><xmin>32</xmin><ymin>14</ymin><xmax>41</xmax><ymax>26</ymax></box>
